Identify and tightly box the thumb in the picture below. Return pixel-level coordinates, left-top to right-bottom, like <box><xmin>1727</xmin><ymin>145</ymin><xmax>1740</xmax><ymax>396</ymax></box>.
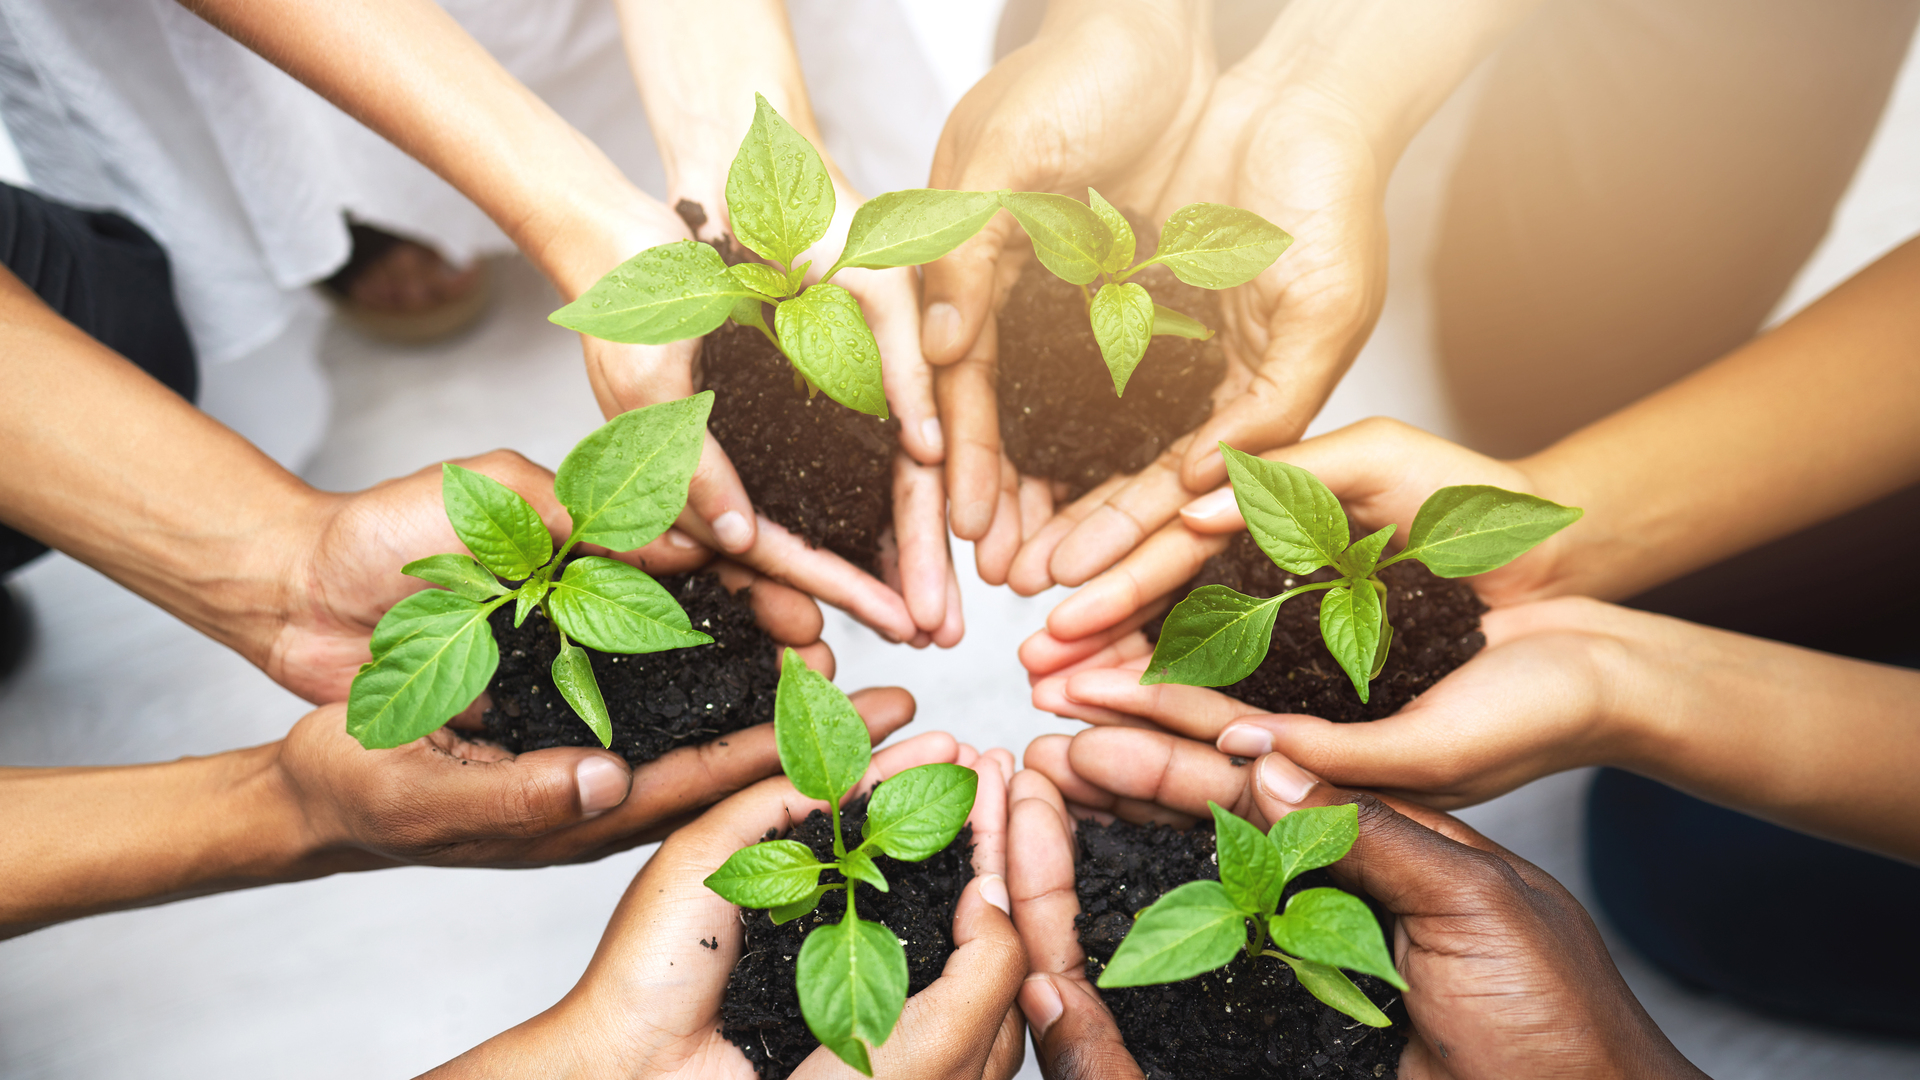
<box><xmin>921</xmin><ymin>212</ymin><xmax>1019</xmax><ymax>366</ymax></box>
<box><xmin>415</xmin><ymin>746</ymin><xmax>633</xmax><ymax>841</ymax></box>
<box><xmin>1023</xmin><ymin>972</ymin><xmax>1146</xmax><ymax>1080</ymax></box>
<box><xmin>1177</xmin><ymin>344</ymin><xmax>1346</xmax><ymax>494</ymax></box>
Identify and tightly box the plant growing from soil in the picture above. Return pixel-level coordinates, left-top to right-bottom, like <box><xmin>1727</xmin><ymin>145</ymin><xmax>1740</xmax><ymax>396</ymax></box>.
<box><xmin>1099</xmin><ymin>802</ymin><xmax>1405</xmax><ymax>1028</ymax></box>
<box><xmin>346</xmin><ymin>393</ymin><xmax>713</xmax><ymax>750</ymax></box>
<box><xmin>999</xmin><ymin>189</ymin><xmax>1292</xmax><ymax>396</ymax></box>
<box><xmin>551</xmin><ymin>94</ymin><xmax>1002</xmax><ymax>419</ymax></box>
<box><xmin>1145</xmin><ymin>445</ymin><xmax>1582</xmax><ymax>702</ymax></box>
<box><xmin>704</xmin><ymin>650</ymin><xmax>977</xmax><ymax>1075</ymax></box>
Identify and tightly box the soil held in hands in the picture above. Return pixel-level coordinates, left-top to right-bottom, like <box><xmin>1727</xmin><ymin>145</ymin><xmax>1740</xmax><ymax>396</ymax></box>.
<box><xmin>1148</xmin><ymin>532</ymin><xmax>1488</xmax><ymax>722</ymax></box>
<box><xmin>721</xmin><ymin>794</ymin><xmax>975</xmax><ymax>1080</ymax></box>
<box><xmin>1078</xmin><ymin>817</ymin><xmax>1409</xmax><ymax>1079</ymax></box>
<box><xmin>483</xmin><ymin>572</ymin><xmax>780</xmax><ymax>767</ymax></box>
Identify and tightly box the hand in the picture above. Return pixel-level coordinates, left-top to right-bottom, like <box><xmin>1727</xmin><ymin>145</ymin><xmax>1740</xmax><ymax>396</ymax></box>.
<box><xmin>1013</xmin><ymin>737</ymin><xmax>1709</xmax><ymax>1080</ymax></box>
<box><xmin>427</xmin><ymin>734</ymin><xmax>1026</xmax><ymax>1077</ymax></box>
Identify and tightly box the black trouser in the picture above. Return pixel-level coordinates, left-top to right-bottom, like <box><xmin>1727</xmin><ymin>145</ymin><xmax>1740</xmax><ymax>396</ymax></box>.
<box><xmin>0</xmin><ymin>181</ymin><xmax>197</xmax><ymax>575</ymax></box>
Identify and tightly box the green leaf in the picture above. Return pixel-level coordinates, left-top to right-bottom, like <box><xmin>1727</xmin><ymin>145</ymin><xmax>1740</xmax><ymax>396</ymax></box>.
<box><xmin>1087</xmin><ymin>188</ymin><xmax>1135</xmax><ymax>274</ymax></box>
<box><xmin>554</xmin><ymin>392</ymin><xmax>713</xmax><ymax>552</ymax></box>
<box><xmin>1269</xmin><ymin>888</ymin><xmax>1406</xmax><ymax>990</ymax></box>
<box><xmin>998</xmin><ymin>192</ymin><xmax>1110</xmax><ymax>285</ymax></box>
<box><xmin>368</xmin><ymin>589</ymin><xmax>481</xmax><ymax>658</ymax></box>
<box><xmin>548</xmin><ymin>240</ymin><xmax>746</xmax><ymax>344</ymax></box>
<box><xmin>1369</xmin><ymin>613</ymin><xmax>1394</xmax><ymax>680</ymax></box>
<box><xmin>1089</xmin><ymin>282</ymin><xmax>1154</xmax><ymax>397</ymax></box>
<box><xmin>1268</xmin><ymin>804</ymin><xmax>1359</xmax><ymax>888</ymax></box>
<box><xmin>547</xmin><ymin>556</ymin><xmax>712</xmax><ymax>654</ymax></box>
<box><xmin>1141</xmin><ymin>585</ymin><xmax>1281</xmax><ymax>687</ymax></box>
<box><xmin>1211</xmin><ymin>802</ymin><xmax>1285</xmax><ymax>915</ymax></box>
<box><xmin>826</xmin><ymin>189</ymin><xmax>1002</xmax><ymax>276</ymax></box>
<box><xmin>730</xmin><ymin>292</ymin><xmax>771</xmax><ymax>334</ymax></box>
<box><xmin>771</xmin><ymin>884</ymin><xmax>833</xmax><ymax>925</ymax></box>
<box><xmin>774</xmin><ymin>282</ymin><xmax>888</xmax><ymax>418</ymax></box>
<box><xmin>347</xmin><ymin>598</ymin><xmax>499</xmax><ymax>749</ymax></box>
<box><xmin>513</xmin><ymin>564</ymin><xmax>553</xmax><ymax>629</ymax></box>
<box><xmin>1272</xmin><ymin>953</ymin><xmax>1393</xmax><ymax>1028</ymax></box>
<box><xmin>401</xmin><ymin>554</ymin><xmax>506</xmax><ymax>603</ymax></box>
<box><xmin>728</xmin><ymin>260</ymin><xmax>793</xmax><ymax>300</ymax></box>
<box><xmin>1146</xmin><ymin>203</ymin><xmax>1293</xmax><ymax>289</ymax></box>
<box><xmin>1318</xmin><ymin>582</ymin><xmax>1382</xmax><ymax>703</ymax></box>
<box><xmin>1097</xmin><ymin>880</ymin><xmax>1247</xmax><ymax>988</ymax></box>
<box><xmin>861</xmin><ymin>763</ymin><xmax>977</xmax><ymax>861</ymax></box>
<box><xmin>704</xmin><ymin>839</ymin><xmax>828</xmax><ymax>908</ymax></box>
<box><xmin>551</xmin><ymin>637</ymin><xmax>612</xmax><ymax>747</ymax></box>
<box><xmin>786</xmin><ymin>260</ymin><xmax>812</xmax><ymax>294</ymax></box>
<box><xmin>839</xmin><ymin>848</ymin><xmax>890</xmax><ymax>893</ymax></box>
<box><xmin>798</xmin><ymin>915</ymin><xmax>908</xmax><ymax>1076</ymax></box>
<box><xmin>1151</xmin><ymin>303</ymin><xmax>1214</xmax><ymax>341</ymax></box>
<box><xmin>1221</xmin><ymin>445</ymin><xmax>1350</xmax><ymax>575</ymax></box>
<box><xmin>1337</xmin><ymin>524</ymin><xmax>1397</xmax><ymax>578</ymax></box>
<box><xmin>1400</xmin><ymin>485</ymin><xmax>1584</xmax><ymax>578</ymax></box>
<box><xmin>727</xmin><ymin>93</ymin><xmax>834</xmax><ymax>267</ymax></box>
<box><xmin>775</xmin><ymin>648</ymin><xmax>872</xmax><ymax>804</ymax></box>
<box><xmin>440</xmin><ymin>464</ymin><xmax>553</xmax><ymax>581</ymax></box>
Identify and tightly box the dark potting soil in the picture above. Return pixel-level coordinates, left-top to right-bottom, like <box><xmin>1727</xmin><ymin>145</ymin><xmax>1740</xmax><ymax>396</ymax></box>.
<box><xmin>1147</xmin><ymin>532</ymin><xmax>1488</xmax><ymax>723</ymax></box>
<box><xmin>481</xmin><ymin>572</ymin><xmax>780</xmax><ymax>767</ymax></box>
<box><xmin>721</xmin><ymin>794</ymin><xmax>975</xmax><ymax>1079</ymax></box>
<box><xmin>679</xmin><ymin>201</ymin><xmax>896</xmax><ymax>575</ymax></box>
<box><xmin>1077</xmin><ymin>817</ymin><xmax>1409</xmax><ymax>1079</ymax></box>
<box><xmin>997</xmin><ymin>218</ymin><xmax>1227</xmax><ymax>501</ymax></box>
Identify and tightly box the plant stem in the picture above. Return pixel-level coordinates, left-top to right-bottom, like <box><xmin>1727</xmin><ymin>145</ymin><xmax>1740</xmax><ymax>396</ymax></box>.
<box><xmin>1078</xmin><ymin>281</ymin><xmax>1093</xmax><ymax>309</ymax></box>
<box><xmin>1276</xmin><ymin>580</ymin><xmax>1343</xmax><ymax>604</ymax></box>
<box><xmin>830</xmin><ymin>800</ymin><xmax>846</xmax><ymax>859</ymax></box>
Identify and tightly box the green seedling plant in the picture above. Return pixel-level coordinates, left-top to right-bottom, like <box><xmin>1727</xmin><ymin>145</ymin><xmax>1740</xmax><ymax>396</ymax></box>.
<box><xmin>552</xmin><ymin>94</ymin><xmax>1005</xmax><ymax>420</ymax></box>
<box><xmin>1144</xmin><ymin>445</ymin><xmax>1583</xmax><ymax>702</ymax></box>
<box><xmin>998</xmin><ymin>188</ymin><xmax>1293</xmax><ymax>396</ymax></box>
<box><xmin>703</xmin><ymin>650</ymin><xmax>978</xmax><ymax>1075</ymax></box>
<box><xmin>345</xmin><ymin>393</ymin><xmax>715</xmax><ymax>750</ymax></box>
<box><xmin>1098</xmin><ymin>802</ymin><xmax>1407</xmax><ymax>1028</ymax></box>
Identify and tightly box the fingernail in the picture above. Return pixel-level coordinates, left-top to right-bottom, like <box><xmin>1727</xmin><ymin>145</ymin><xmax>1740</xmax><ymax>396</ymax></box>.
<box><xmin>978</xmin><ymin>873</ymin><xmax>1011</xmax><ymax>916</ymax></box>
<box><xmin>1181</xmin><ymin>487</ymin><xmax>1238</xmax><ymax>521</ymax></box>
<box><xmin>711</xmin><ymin>511</ymin><xmax>751</xmax><ymax>552</ymax></box>
<box><xmin>923</xmin><ymin>302</ymin><xmax>960</xmax><ymax>356</ymax></box>
<box><xmin>575</xmin><ymin>757</ymin><xmax>630</xmax><ymax>817</ymax></box>
<box><xmin>1218</xmin><ymin>724</ymin><xmax>1274</xmax><ymax>758</ymax></box>
<box><xmin>1258</xmin><ymin>753</ymin><xmax>1317</xmax><ymax>807</ymax></box>
<box><xmin>1022</xmin><ymin>974</ymin><xmax>1064</xmax><ymax>1038</ymax></box>
<box><xmin>665</xmin><ymin>528</ymin><xmax>699</xmax><ymax>550</ymax></box>
<box><xmin>920</xmin><ymin>417</ymin><xmax>945</xmax><ymax>456</ymax></box>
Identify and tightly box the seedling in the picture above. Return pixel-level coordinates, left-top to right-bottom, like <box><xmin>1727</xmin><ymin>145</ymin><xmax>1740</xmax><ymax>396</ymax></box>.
<box><xmin>703</xmin><ymin>650</ymin><xmax>978</xmax><ymax>1075</ymax></box>
<box><xmin>345</xmin><ymin>393</ymin><xmax>714</xmax><ymax>749</ymax></box>
<box><xmin>552</xmin><ymin>94</ymin><xmax>1003</xmax><ymax>420</ymax></box>
<box><xmin>1099</xmin><ymin>802</ymin><xmax>1406</xmax><ymax>1028</ymax></box>
<box><xmin>1144</xmin><ymin>445</ymin><xmax>1582</xmax><ymax>701</ymax></box>
<box><xmin>999</xmin><ymin>189</ymin><xmax>1292</xmax><ymax>396</ymax></box>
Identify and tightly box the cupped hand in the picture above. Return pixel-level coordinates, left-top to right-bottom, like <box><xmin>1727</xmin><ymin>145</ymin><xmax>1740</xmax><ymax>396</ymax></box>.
<box><xmin>427</xmin><ymin>734</ymin><xmax>1026</xmax><ymax>1078</ymax></box>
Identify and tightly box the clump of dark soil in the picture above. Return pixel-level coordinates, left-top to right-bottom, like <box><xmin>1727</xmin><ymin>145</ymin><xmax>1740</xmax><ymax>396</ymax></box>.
<box><xmin>1148</xmin><ymin>532</ymin><xmax>1487</xmax><ymax>722</ymax></box>
<box><xmin>1077</xmin><ymin>817</ymin><xmax>1408</xmax><ymax>1079</ymax></box>
<box><xmin>997</xmin><ymin>216</ymin><xmax>1227</xmax><ymax>501</ymax></box>
<box><xmin>482</xmin><ymin>572</ymin><xmax>780</xmax><ymax>766</ymax></box>
<box><xmin>721</xmin><ymin>793</ymin><xmax>975</xmax><ymax>1079</ymax></box>
<box><xmin>679</xmin><ymin>200</ymin><xmax>896</xmax><ymax>575</ymax></box>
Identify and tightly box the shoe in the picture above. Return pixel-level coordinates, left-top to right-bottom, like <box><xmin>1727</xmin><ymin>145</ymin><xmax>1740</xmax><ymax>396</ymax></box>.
<box><xmin>321</xmin><ymin>223</ymin><xmax>491</xmax><ymax>345</ymax></box>
<box><xmin>0</xmin><ymin>581</ymin><xmax>29</xmax><ymax>684</ymax></box>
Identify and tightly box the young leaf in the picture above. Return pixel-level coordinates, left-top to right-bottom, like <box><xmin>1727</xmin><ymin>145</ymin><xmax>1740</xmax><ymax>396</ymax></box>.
<box><xmin>555</xmin><ymin>392</ymin><xmax>713</xmax><ymax>552</ymax></box>
<box><xmin>548</xmin><ymin>240</ymin><xmax>746</xmax><ymax>344</ymax></box>
<box><xmin>547</xmin><ymin>556</ymin><xmax>712</xmax><ymax>653</ymax></box>
<box><xmin>368</xmin><ymin>589</ymin><xmax>483</xmax><ymax>658</ymax></box>
<box><xmin>1318</xmin><ymin>582</ymin><xmax>1383</xmax><ymax>703</ymax></box>
<box><xmin>705</xmin><ymin>839</ymin><xmax>828</xmax><ymax>909</ymax></box>
<box><xmin>773</xmin><ymin>283</ymin><xmax>889</xmax><ymax>418</ymax></box>
<box><xmin>1211</xmin><ymin>802</ymin><xmax>1285</xmax><ymax>915</ymax></box>
<box><xmin>797</xmin><ymin>915</ymin><xmax>909</xmax><ymax>1076</ymax></box>
<box><xmin>826</xmin><ymin>189</ymin><xmax>1003</xmax><ymax>277</ymax></box>
<box><xmin>1151</xmin><ymin>303</ymin><xmax>1214</xmax><ymax>341</ymax></box>
<box><xmin>726</xmin><ymin>93</ymin><xmax>834</xmax><ymax>267</ymax></box>
<box><xmin>771</xmin><ymin>884</ymin><xmax>834</xmax><ymax>925</ymax></box>
<box><xmin>1271</xmin><ymin>953</ymin><xmax>1393</xmax><ymax>1028</ymax></box>
<box><xmin>1400</xmin><ymin>485</ymin><xmax>1584</xmax><ymax>578</ymax></box>
<box><xmin>861</xmin><ymin>763</ymin><xmax>978</xmax><ymax>861</ymax></box>
<box><xmin>1268</xmin><ymin>804</ymin><xmax>1359</xmax><ymax>887</ymax></box>
<box><xmin>1146</xmin><ymin>203</ymin><xmax>1293</xmax><ymax>289</ymax></box>
<box><xmin>1087</xmin><ymin>188</ymin><xmax>1135</xmax><ymax>274</ymax></box>
<box><xmin>551</xmin><ymin>637</ymin><xmax>612</xmax><ymax>747</ymax></box>
<box><xmin>1141</xmin><ymin>585</ymin><xmax>1282</xmax><ymax>687</ymax></box>
<box><xmin>440</xmin><ymin>464</ymin><xmax>552</xmax><ymax>581</ymax></box>
<box><xmin>1369</xmin><ymin>604</ymin><xmax>1394</xmax><ymax>680</ymax></box>
<box><xmin>401</xmin><ymin>554</ymin><xmax>506</xmax><ymax>603</ymax></box>
<box><xmin>839</xmin><ymin>848</ymin><xmax>890</xmax><ymax>893</ymax></box>
<box><xmin>1336</xmin><ymin>524</ymin><xmax>1397</xmax><ymax>579</ymax></box>
<box><xmin>513</xmin><ymin>563</ymin><xmax>552</xmax><ymax>628</ymax></box>
<box><xmin>347</xmin><ymin>599</ymin><xmax>499</xmax><ymax>749</ymax></box>
<box><xmin>1268</xmin><ymin>888</ymin><xmax>1407</xmax><ymax>990</ymax></box>
<box><xmin>1222</xmin><ymin>445</ymin><xmax>1350</xmax><ymax>574</ymax></box>
<box><xmin>1097</xmin><ymin>880</ymin><xmax>1247</xmax><ymax>988</ymax></box>
<box><xmin>730</xmin><ymin>293</ymin><xmax>771</xmax><ymax>334</ymax></box>
<box><xmin>775</xmin><ymin>649</ymin><xmax>872</xmax><ymax>804</ymax></box>
<box><xmin>998</xmin><ymin>192</ymin><xmax>1111</xmax><ymax>285</ymax></box>
<box><xmin>1089</xmin><ymin>281</ymin><xmax>1154</xmax><ymax>396</ymax></box>
<box><xmin>728</xmin><ymin>260</ymin><xmax>793</xmax><ymax>300</ymax></box>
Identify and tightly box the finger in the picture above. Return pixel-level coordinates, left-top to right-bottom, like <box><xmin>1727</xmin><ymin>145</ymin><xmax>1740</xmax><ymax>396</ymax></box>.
<box><xmin>1045</xmin><ymin>522</ymin><xmax>1227</xmax><ymax>641</ymax></box>
<box><xmin>849</xmin><ymin>266</ymin><xmax>943</xmax><ymax>465</ymax></box>
<box><xmin>1025</xmin><ymin>972</ymin><xmax>1146</xmax><ymax>1080</ymax></box>
<box><xmin>1059</xmin><ymin>670</ymin><xmax>1265</xmax><ymax>741</ymax></box>
<box><xmin>1007</xmin><ymin>473</ymin><xmax>1126</xmax><ymax>596</ymax></box>
<box><xmin>892</xmin><ymin>454</ymin><xmax>950</xmax><ymax>635</ymax></box>
<box><xmin>1007</xmin><ymin>772</ymin><xmax>1086</xmax><ymax>978</ymax></box>
<box><xmin>1021</xmin><ymin>734</ymin><xmax>1124</xmax><ymax>816</ymax></box>
<box><xmin>966</xmin><ymin>747</ymin><xmax>1015</xmax><ymax>881</ymax></box>
<box><xmin>1017</xmin><ymin>617</ymin><xmax>1158</xmax><ymax>681</ymax></box>
<box><xmin>1017</xmin><ymin>475</ymin><xmax>1053</xmax><ymax>543</ymax></box>
<box><xmin>866</xmin><ymin>872</ymin><xmax>1026</xmax><ymax>1080</ymax></box>
<box><xmin>1047</xmin><ymin>445</ymin><xmax>1196</xmax><ymax>587</ymax></box>
<box><xmin>1030</xmin><ymin>674</ymin><xmax>1149</xmax><ymax>728</ymax></box>
<box><xmin>732</xmin><ymin>514</ymin><xmax>918</xmax><ymax>643</ymax></box>
<box><xmin>577</xmin><ymin>526</ymin><xmax>712</xmax><ymax>577</ymax></box>
<box><xmin>974</xmin><ymin>456</ymin><xmax>1025</xmax><ymax>586</ymax></box>
<box><xmin>921</xmin><ymin>212</ymin><xmax>1019</xmax><ymax>366</ymax></box>
<box><xmin>931</xmin><ymin>564</ymin><xmax>965</xmax><ymax>648</ymax></box>
<box><xmin>1064</xmin><ymin>727</ymin><xmax>1263</xmax><ymax>824</ymax></box>
<box><xmin>674</xmin><ymin>431</ymin><xmax>757</xmax><ymax>555</ymax></box>
<box><xmin>937</xmin><ymin>319</ymin><xmax>1004</xmax><ymax>540</ymax></box>
<box><xmin>715</xmin><ymin>563</ymin><xmax>828</xmax><ymax>651</ymax></box>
